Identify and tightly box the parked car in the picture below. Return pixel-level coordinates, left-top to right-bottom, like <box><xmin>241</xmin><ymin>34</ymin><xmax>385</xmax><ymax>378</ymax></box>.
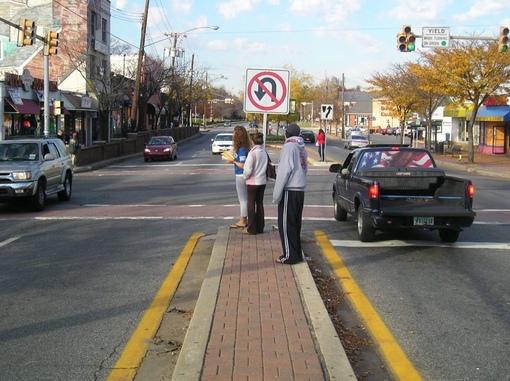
<box><xmin>299</xmin><ymin>129</ymin><xmax>316</xmax><ymax>143</ymax></box>
<box><xmin>144</xmin><ymin>136</ymin><xmax>178</xmax><ymax>162</ymax></box>
<box><xmin>211</xmin><ymin>133</ymin><xmax>234</xmax><ymax>154</ymax></box>
<box><xmin>0</xmin><ymin>138</ymin><xmax>73</xmax><ymax>211</ymax></box>
<box><xmin>344</xmin><ymin>134</ymin><xmax>369</xmax><ymax>150</ymax></box>
<box><xmin>224</xmin><ymin>120</ymin><xmax>232</xmax><ymax>127</ymax></box>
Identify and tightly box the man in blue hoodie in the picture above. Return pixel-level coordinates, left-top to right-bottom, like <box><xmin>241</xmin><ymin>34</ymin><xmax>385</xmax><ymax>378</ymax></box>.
<box><xmin>273</xmin><ymin>123</ymin><xmax>308</xmax><ymax>264</ymax></box>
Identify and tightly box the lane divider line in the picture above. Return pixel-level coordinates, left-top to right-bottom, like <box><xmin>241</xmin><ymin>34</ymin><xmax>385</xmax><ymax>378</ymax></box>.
<box><xmin>314</xmin><ymin>230</ymin><xmax>423</xmax><ymax>381</ymax></box>
<box><xmin>106</xmin><ymin>232</ymin><xmax>204</xmax><ymax>381</ymax></box>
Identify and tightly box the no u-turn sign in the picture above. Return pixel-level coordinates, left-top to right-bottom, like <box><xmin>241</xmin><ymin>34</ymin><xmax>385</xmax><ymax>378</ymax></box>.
<box><xmin>244</xmin><ymin>68</ymin><xmax>290</xmax><ymax>114</ymax></box>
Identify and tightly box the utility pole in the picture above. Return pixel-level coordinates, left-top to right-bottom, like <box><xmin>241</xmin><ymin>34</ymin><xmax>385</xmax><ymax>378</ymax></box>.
<box><xmin>130</xmin><ymin>0</ymin><xmax>150</xmax><ymax>131</ymax></box>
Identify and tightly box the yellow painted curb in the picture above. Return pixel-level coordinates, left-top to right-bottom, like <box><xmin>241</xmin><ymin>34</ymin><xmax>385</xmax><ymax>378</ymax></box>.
<box><xmin>314</xmin><ymin>230</ymin><xmax>422</xmax><ymax>381</ymax></box>
<box><xmin>107</xmin><ymin>232</ymin><xmax>205</xmax><ymax>381</ymax></box>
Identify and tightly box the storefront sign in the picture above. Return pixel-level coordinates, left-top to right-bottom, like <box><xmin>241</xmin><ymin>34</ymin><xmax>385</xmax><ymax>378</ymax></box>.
<box><xmin>7</xmin><ymin>87</ymin><xmax>23</xmax><ymax>105</ymax></box>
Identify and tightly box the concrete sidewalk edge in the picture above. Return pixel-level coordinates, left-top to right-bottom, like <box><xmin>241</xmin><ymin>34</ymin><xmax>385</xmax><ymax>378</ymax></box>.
<box><xmin>293</xmin><ymin>261</ymin><xmax>357</xmax><ymax>379</ymax></box>
<box><xmin>171</xmin><ymin>227</ymin><xmax>228</xmax><ymax>380</ymax></box>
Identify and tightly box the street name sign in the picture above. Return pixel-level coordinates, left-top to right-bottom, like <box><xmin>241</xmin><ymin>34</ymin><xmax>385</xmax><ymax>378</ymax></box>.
<box><xmin>244</xmin><ymin>68</ymin><xmax>290</xmax><ymax>114</ymax></box>
<box><xmin>422</xmin><ymin>27</ymin><xmax>450</xmax><ymax>48</ymax></box>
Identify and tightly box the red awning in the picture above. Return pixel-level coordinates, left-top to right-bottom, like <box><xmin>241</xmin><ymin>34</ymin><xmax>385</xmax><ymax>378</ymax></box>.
<box><xmin>5</xmin><ymin>97</ymin><xmax>41</xmax><ymax>115</ymax></box>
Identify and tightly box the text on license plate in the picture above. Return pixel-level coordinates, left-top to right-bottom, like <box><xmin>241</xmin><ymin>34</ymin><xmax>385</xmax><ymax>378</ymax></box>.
<box><xmin>414</xmin><ymin>216</ymin><xmax>434</xmax><ymax>226</ymax></box>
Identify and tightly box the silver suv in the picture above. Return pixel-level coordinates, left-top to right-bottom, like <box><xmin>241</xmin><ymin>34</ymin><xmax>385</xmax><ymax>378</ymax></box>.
<box><xmin>0</xmin><ymin>138</ymin><xmax>73</xmax><ymax>211</ymax></box>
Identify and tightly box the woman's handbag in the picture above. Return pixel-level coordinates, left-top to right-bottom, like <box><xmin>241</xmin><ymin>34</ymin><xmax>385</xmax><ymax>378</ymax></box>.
<box><xmin>266</xmin><ymin>153</ymin><xmax>277</xmax><ymax>180</ymax></box>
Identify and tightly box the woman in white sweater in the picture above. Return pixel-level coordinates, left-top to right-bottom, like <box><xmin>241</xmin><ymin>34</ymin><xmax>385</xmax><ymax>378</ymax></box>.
<box><xmin>242</xmin><ymin>132</ymin><xmax>268</xmax><ymax>235</ymax></box>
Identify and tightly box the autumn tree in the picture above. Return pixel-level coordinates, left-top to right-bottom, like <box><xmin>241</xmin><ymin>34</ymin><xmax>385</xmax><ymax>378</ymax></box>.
<box><xmin>418</xmin><ymin>39</ymin><xmax>510</xmax><ymax>163</ymax></box>
<box><xmin>407</xmin><ymin>61</ymin><xmax>448</xmax><ymax>150</ymax></box>
<box><xmin>366</xmin><ymin>63</ymin><xmax>421</xmax><ymax>144</ymax></box>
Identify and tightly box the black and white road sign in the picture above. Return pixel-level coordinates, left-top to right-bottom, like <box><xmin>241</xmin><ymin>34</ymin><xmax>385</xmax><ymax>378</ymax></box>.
<box><xmin>244</xmin><ymin>69</ymin><xmax>290</xmax><ymax>114</ymax></box>
<box><xmin>321</xmin><ymin>104</ymin><xmax>333</xmax><ymax>120</ymax></box>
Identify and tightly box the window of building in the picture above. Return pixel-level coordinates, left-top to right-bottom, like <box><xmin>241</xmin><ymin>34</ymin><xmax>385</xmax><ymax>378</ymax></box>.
<box><xmin>90</xmin><ymin>11</ymin><xmax>97</xmax><ymax>40</ymax></box>
<box><xmin>102</xmin><ymin>18</ymin><xmax>107</xmax><ymax>42</ymax></box>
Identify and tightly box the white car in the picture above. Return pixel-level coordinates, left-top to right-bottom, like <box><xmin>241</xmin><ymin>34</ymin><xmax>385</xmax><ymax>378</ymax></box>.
<box><xmin>211</xmin><ymin>133</ymin><xmax>234</xmax><ymax>155</ymax></box>
<box><xmin>344</xmin><ymin>134</ymin><xmax>370</xmax><ymax>150</ymax></box>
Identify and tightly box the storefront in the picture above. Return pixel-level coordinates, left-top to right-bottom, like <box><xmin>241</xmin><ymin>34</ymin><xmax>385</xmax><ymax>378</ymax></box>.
<box><xmin>2</xmin><ymin>70</ymin><xmax>60</xmax><ymax>138</ymax></box>
<box><xmin>475</xmin><ymin>105</ymin><xmax>510</xmax><ymax>154</ymax></box>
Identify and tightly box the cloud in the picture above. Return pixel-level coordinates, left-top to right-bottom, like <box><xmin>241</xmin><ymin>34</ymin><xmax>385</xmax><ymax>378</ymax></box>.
<box><xmin>387</xmin><ymin>0</ymin><xmax>452</xmax><ymax>21</ymax></box>
<box><xmin>172</xmin><ymin>0</ymin><xmax>193</xmax><ymax>14</ymax></box>
<box><xmin>288</xmin><ymin>0</ymin><xmax>361</xmax><ymax>23</ymax></box>
<box><xmin>218</xmin><ymin>0</ymin><xmax>262</xmax><ymax>19</ymax></box>
<box><xmin>454</xmin><ymin>1</ymin><xmax>510</xmax><ymax>22</ymax></box>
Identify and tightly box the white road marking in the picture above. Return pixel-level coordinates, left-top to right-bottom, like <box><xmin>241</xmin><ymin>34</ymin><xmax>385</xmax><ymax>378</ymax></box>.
<box><xmin>0</xmin><ymin>236</ymin><xmax>21</xmax><ymax>247</ymax></box>
<box><xmin>330</xmin><ymin>239</ymin><xmax>510</xmax><ymax>250</ymax></box>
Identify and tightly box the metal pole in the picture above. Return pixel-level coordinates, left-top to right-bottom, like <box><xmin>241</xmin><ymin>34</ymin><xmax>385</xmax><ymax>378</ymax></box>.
<box><xmin>0</xmin><ymin>81</ymin><xmax>4</xmax><ymax>140</ymax></box>
<box><xmin>44</xmin><ymin>54</ymin><xmax>50</xmax><ymax>137</ymax></box>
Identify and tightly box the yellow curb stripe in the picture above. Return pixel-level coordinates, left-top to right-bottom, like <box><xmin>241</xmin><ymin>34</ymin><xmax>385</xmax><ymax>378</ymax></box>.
<box><xmin>107</xmin><ymin>232</ymin><xmax>205</xmax><ymax>381</ymax></box>
<box><xmin>314</xmin><ymin>230</ymin><xmax>422</xmax><ymax>381</ymax></box>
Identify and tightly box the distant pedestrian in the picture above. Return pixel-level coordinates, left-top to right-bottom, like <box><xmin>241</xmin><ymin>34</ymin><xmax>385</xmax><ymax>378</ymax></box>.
<box><xmin>273</xmin><ymin>123</ymin><xmax>308</xmax><ymax>264</ymax></box>
<box><xmin>242</xmin><ymin>132</ymin><xmax>268</xmax><ymax>235</ymax></box>
<box><xmin>317</xmin><ymin>128</ymin><xmax>325</xmax><ymax>161</ymax></box>
<box><xmin>225</xmin><ymin>125</ymin><xmax>251</xmax><ymax>228</ymax></box>
<box><xmin>68</xmin><ymin>132</ymin><xmax>80</xmax><ymax>165</ymax></box>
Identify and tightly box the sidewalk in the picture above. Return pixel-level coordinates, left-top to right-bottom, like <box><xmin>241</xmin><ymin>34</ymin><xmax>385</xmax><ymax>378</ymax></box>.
<box><xmin>172</xmin><ymin>226</ymin><xmax>356</xmax><ymax>381</ymax></box>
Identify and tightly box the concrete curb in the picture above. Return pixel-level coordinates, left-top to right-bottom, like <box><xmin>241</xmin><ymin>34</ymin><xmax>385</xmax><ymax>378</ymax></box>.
<box><xmin>293</xmin><ymin>261</ymin><xmax>357</xmax><ymax>380</ymax></box>
<box><xmin>171</xmin><ymin>226</ymin><xmax>228</xmax><ymax>380</ymax></box>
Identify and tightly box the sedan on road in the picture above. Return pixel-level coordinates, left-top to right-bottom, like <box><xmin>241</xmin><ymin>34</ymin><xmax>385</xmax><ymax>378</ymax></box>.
<box><xmin>211</xmin><ymin>133</ymin><xmax>234</xmax><ymax>154</ymax></box>
<box><xmin>144</xmin><ymin>136</ymin><xmax>178</xmax><ymax>162</ymax></box>
<box><xmin>344</xmin><ymin>134</ymin><xmax>369</xmax><ymax>150</ymax></box>
<box><xmin>299</xmin><ymin>129</ymin><xmax>316</xmax><ymax>143</ymax></box>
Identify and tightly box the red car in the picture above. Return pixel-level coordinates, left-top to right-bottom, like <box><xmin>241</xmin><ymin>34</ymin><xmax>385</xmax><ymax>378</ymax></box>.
<box><xmin>144</xmin><ymin>136</ymin><xmax>178</xmax><ymax>162</ymax></box>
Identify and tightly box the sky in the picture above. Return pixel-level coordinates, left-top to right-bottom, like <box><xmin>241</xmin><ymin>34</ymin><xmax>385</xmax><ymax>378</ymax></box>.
<box><xmin>110</xmin><ymin>0</ymin><xmax>510</xmax><ymax>97</ymax></box>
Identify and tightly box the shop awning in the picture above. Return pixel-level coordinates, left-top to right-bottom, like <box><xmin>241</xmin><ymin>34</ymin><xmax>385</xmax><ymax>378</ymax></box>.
<box><xmin>475</xmin><ymin>106</ymin><xmax>510</xmax><ymax>122</ymax></box>
<box><xmin>61</xmin><ymin>93</ymin><xmax>98</xmax><ymax>111</ymax></box>
<box><xmin>5</xmin><ymin>97</ymin><xmax>41</xmax><ymax>114</ymax></box>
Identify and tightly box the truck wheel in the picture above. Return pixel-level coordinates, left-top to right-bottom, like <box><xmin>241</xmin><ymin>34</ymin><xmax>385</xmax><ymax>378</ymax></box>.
<box><xmin>439</xmin><ymin>229</ymin><xmax>460</xmax><ymax>243</ymax></box>
<box><xmin>334</xmin><ymin>194</ymin><xmax>347</xmax><ymax>221</ymax></box>
<box><xmin>58</xmin><ymin>172</ymin><xmax>72</xmax><ymax>201</ymax></box>
<box><xmin>30</xmin><ymin>181</ymin><xmax>46</xmax><ymax>212</ymax></box>
<box><xmin>357</xmin><ymin>206</ymin><xmax>375</xmax><ymax>242</ymax></box>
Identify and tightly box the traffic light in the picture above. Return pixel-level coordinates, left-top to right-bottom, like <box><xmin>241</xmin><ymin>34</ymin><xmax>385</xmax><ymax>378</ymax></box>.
<box><xmin>499</xmin><ymin>26</ymin><xmax>509</xmax><ymax>52</ymax></box>
<box><xmin>19</xmin><ymin>19</ymin><xmax>36</xmax><ymax>47</ymax></box>
<box><xmin>54</xmin><ymin>101</ymin><xmax>62</xmax><ymax>115</ymax></box>
<box><xmin>45</xmin><ymin>30</ymin><xmax>59</xmax><ymax>55</ymax></box>
<box><xmin>397</xmin><ymin>25</ymin><xmax>416</xmax><ymax>52</ymax></box>
<box><xmin>397</xmin><ymin>31</ymin><xmax>407</xmax><ymax>52</ymax></box>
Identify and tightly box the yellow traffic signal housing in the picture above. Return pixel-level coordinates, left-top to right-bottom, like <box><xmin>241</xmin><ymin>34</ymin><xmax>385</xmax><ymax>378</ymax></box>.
<box><xmin>406</xmin><ymin>33</ymin><xmax>416</xmax><ymax>52</ymax></box>
<box><xmin>54</xmin><ymin>101</ymin><xmax>62</xmax><ymax>115</ymax></box>
<box><xmin>19</xmin><ymin>19</ymin><xmax>36</xmax><ymax>46</ymax></box>
<box><xmin>398</xmin><ymin>25</ymin><xmax>415</xmax><ymax>52</ymax></box>
<box><xmin>499</xmin><ymin>26</ymin><xmax>509</xmax><ymax>52</ymax></box>
<box><xmin>45</xmin><ymin>31</ymin><xmax>59</xmax><ymax>55</ymax></box>
<box><xmin>397</xmin><ymin>32</ymin><xmax>407</xmax><ymax>52</ymax></box>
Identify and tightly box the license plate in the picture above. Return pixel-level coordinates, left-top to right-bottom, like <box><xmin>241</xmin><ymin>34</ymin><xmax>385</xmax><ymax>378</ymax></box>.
<box><xmin>414</xmin><ymin>216</ymin><xmax>434</xmax><ymax>226</ymax></box>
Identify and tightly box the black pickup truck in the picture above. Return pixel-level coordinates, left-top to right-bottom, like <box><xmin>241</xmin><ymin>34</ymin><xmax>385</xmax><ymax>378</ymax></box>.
<box><xmin>329</xmin><ymin>145</ymin><xmax>476</xmax><ymax>243</ymax></box>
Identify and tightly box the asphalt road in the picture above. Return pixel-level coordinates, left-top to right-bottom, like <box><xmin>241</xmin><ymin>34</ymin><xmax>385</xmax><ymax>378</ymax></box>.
<box><xmin>1</xmin><ymin>129</ymin><xmax>509</xmax><ymax>380</ymax></box>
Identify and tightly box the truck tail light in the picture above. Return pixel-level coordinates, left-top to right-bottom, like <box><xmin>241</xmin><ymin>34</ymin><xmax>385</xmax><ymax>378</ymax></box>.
<box><xmin>369</xmin><ymin>183</ymin><xmax>379</xmax><ymax>199</ymax></box>
<box><xmin>467</xmin><ymin>184</ymin><xmax>474</xmax><ymax>199</ymax></box>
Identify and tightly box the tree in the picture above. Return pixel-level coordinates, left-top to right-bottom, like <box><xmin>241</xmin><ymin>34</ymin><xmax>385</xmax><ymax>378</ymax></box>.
<box><xmin>407</xmin><ymin>61</ymin><xmax>448</xmax><ymax>150</ymax></box>
<box><xmin>418</xmin><ymin>39</ymin><xmax>510</xmax><ymax>163</ymax></box>
<box><xmin>366</xmin><ymin>63</ymin><xmax>421</xmax><ymax>144</ymax></box>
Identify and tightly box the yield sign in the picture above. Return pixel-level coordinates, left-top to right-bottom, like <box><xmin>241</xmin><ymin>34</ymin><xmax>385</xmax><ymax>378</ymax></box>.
<box><xmin>244</xmin><ymin>69</ymin><xmax>290</xmax><ymax>114</ymax></box>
